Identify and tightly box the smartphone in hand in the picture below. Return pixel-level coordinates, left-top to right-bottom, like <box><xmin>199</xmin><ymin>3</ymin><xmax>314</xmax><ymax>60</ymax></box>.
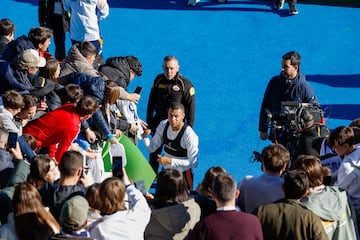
<box><xmin>7</xmin><ymin>132</ymin><xmax>18</xmax><ymax>150</ymax></box>
<box><xmin>134</xmin><ymin>86</ymin><xmax>143</xmax><ymax>94</ymax></box>
<box><xmin>112</xmin><ymin>156</ymin><xmax>124</xmax><ymax>179</ymax></box>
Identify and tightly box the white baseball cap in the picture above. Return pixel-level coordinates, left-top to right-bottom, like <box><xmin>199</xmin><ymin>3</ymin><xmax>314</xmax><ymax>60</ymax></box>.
<box><xmin>18</xmin><ymin>49</ymin><xmax>46</xmax><ymax>68</ymax></box>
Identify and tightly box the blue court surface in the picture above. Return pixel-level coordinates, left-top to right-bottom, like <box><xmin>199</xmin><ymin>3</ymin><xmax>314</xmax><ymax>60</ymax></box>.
<box><xmin>1</xmin><ymin>0</ymin><xmax>359</xmax><ymax>187</ymax></box>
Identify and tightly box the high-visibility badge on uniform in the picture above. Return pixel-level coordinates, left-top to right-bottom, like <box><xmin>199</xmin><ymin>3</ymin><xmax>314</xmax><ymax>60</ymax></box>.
<box><xmin>189</xmin><ymin>87</ymin><xmax>195</xmax><ymax>96</ymax></box>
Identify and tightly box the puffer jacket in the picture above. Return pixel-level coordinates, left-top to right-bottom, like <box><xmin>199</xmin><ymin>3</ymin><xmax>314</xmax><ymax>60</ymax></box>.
<box><xmin>58</xmin><ymin>43</ymin><xmax>100</xmax><ymax>85</ymax></box>
<box><xmin>98</xmin><ymin>57</ymin><xmax>131</xmax><ymax>90</ymax></box>
<box><xmin>0</xmin><ymin>35</ymin><xmax>35</xmax><ymax>63</ymax></box>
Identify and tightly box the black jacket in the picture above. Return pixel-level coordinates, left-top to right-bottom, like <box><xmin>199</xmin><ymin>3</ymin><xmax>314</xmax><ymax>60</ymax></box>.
<box><xmin>0</xmin><ymin>36</ymin><xmax>10</xmax><ymax>55</ymax></box>
<box><xmin>0</xmin><ymin>35</ymin><xmax>35</xmax><ymax>63</ymax></box>
<box><xmin>99</xmin><ymin>57</ymin><xmax>131</xmax><ymax>90</ymax></box>
<box><xmin>38</xmin><ymin>0</ymin><xmax>69</xmax><ymax>32</ymax></box>
<box><xmin>30</xmin><ymin>77</ymin><xmax>63</xmax><ymax>112</ymax></box>
<box><xmin>39</xmin><ymin>180</ymin><xmax>86</xmax><ymax>220</ymax></box>
<box><xmin>147</xmin><ymin>73</ymin><xmax>196</xmax><ymax>129</ymax></box>
<box><xmin>294</xmin><ymin>124</ymin><xmax>329</xmax><ymax>159</ymax></box>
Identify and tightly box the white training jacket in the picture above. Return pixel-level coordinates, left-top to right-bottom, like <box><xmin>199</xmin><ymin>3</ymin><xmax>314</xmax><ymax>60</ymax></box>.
<box><xmin>64</xmin><ymin>0</ymin><xmax>109</xmax><ymax>42</ymax></box>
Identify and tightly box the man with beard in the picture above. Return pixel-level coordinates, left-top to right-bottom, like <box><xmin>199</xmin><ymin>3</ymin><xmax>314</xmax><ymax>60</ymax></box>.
<box><xmin>258</xmin><ymin>51</ymin><xmax>318</xmax><ymax>146</ymax></box>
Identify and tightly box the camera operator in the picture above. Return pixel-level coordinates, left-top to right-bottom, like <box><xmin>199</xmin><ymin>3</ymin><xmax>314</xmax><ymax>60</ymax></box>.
<box><xmin>259</xmin><ymin>51</ymin><xmax>318</xmax><ymax>146</ymax></box>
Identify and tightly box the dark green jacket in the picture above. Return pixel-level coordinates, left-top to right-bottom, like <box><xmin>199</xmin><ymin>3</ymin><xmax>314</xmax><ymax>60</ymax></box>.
<box><xmin>254</xmin><ymin>198</ymin><xmax>329</xmax><ymax>240</ymax></box>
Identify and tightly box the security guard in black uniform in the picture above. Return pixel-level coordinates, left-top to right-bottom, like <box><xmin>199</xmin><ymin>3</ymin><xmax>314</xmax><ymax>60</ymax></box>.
<box><xmin>146</xmin><ymin>55</ymin><xmax>195</xmax><ymax>174</ymax></box>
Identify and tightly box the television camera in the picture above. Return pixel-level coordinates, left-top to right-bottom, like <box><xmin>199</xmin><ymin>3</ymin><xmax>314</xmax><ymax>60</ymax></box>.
<box><xmin>252</xmin><ymin>102</ymin><xmax>325</xmax><ymax>164</ymax></box>
<box><xmin>270</xmin><ymin>101</ymin><xmax>325</xmax><ymax>139</ymax></box>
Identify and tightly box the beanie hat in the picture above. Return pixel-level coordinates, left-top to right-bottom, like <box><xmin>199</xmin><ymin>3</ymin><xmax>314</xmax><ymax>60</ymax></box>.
<box><xmin>59</xmin><ymin>195</ymin><xmax>89</xmax><ymax>231</ymax></box>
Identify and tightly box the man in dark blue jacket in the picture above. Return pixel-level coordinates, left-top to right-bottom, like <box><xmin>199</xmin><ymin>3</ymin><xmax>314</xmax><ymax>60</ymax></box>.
<box><xmin>0</xmin><ymin>49</ymin><xmax>46</xmax><ymax>95</ymax></box>
<box><xmin>259</xmin><ymin>51</ymin><xmax>318</xmax><ymax>146</ymax></box>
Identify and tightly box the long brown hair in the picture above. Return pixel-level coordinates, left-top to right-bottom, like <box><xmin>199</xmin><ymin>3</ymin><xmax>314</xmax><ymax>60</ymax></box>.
<box><xmin>152</xmin><ymin>169</ymin><xmax>190</xmax><ymax>209</ymax></box>
<box><xmin>197</xmin><ymin>166</ymin><xmax>227</xmax><ymax>197</ymax></box>
<box><xmin>27</xmin><ymin>154</ymin><xmax>53</xmax><ymax>189</ymax></box>
<box><xmin>38</xmin><ymin>59</ymin><xmax>59</xmax><ymax>82</ymax></box>
<box><xmin>101</xmin><ymin>80</ymin><xmax>120</xmax><ymax>115</ymax></box>
<box><xmin>13</xmin><ymin>182</ymin><xmax>60</xmax><ymax>239</ymax></box>
<box><xmin>86</xmin><ymin>183</ymin><xmax>102</xmax><ymax>211</ymax></box>
<box><xmin>99</xmin><ymin>177</ymin><xmax>126</xmax><ymax>215</ymax></box>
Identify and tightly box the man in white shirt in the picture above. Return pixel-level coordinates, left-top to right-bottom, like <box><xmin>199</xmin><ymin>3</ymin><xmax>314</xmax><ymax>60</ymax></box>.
<box><xmin>143</xmin><ymin>102</ymin><xmax>199</xmax><ymax>189</ymax></box>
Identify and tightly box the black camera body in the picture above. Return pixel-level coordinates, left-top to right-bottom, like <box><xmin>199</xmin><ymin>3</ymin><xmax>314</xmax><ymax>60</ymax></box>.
<box><xmin>277</xmin><ymin>101</ymin><xmax>324</xmax><ymax>134</ymax></box>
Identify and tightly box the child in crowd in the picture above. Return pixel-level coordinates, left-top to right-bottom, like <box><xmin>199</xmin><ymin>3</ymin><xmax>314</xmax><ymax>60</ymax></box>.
<box><xmin>27</xmin><ymin>154</ymin><xmax>57</xmax><ymax>190</ymax></box>
<box><xmin>99</xmin><ymin>56</ymin><xmax>145</xmax><ymax>144</ymax></box>
<box><xmin>15</xmin><ymin>94</ymin><xmax>38</xmax><ymax>126</ymax></box>
<box><xmin>189</xmin><ymin>173</ymin><xmax>263</xmax><ymax>240</ymax></box>
<box><xmin>0</xmin><ymin>182</ymin><xmax>60</xmax><ymax>239</ymax></box>
<box><xmin>145</xmin><ymin>169</ymin><xmax>200</xmax><ymax>239</ymax></box>
<box><xmin>191</xmin><ymin>166</ymin><xmax>227</xmax><ymax>218</ymax></box>
<box><xmin>58</xmin><ymin>195</ymin><xmax>91</xmax><ymax>238</ymax></box>
<box><xmin>1</xmin><ymin>26</ymin><xmax>53</xmax><ymax>62</ymax></box>
<box><xmin>85</xmin><ymin>183</ymin><xmax>102</xmax><ymax>224</ymax></box>
<box><xmin>0</xmin><ymin>90</ymin><xmax>24</xmax><ymax>135</ymax></box>
<box><xmin>327</xmin><ymin>126</ymin><xmax>360</xmax><ymax>229</ymax></box>
<box><xmin>35</xmin><ymin>58</ymin><xmax>63</xmax><ymax>112</ymax></box>
<box><xmin>23</xmin><ymin>96</ymin><xmax>98</xmax><ymax>163</ymax></box>
<box><xmin>293</xmin><ymin>155</ymin><xmax>358</xmax><ymax>239</ymax></box>
<box><xmin>88</xmin><ymin>169</ymin><xmax>151</xmax><ymax>239</ymax></box>
<box><xmin>0</xmin><ymin>18</ymin><xmax>15</xmax><ymax>54</ymax></box>
<box><xmin>22</xmin><ymin>133</ymin><xmax>38</xmax><ymax>153</ymax></box>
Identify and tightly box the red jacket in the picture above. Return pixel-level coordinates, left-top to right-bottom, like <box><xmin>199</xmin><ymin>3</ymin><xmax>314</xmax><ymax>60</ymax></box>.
<box><xmin>23</xmin><ymin>103</ymin><xmax>81</xmax><ymax>163</ymax></box>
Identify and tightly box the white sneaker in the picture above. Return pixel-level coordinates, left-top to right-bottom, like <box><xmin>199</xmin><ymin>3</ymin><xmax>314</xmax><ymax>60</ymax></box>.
<box><xmin>289</xmin><ymin>5</ymin><xmax>299</xmax><ymax>15</ymax></box>
<box><xmin>274</xmin><ymin>0</ymin><xmax>285</xmax><ymax>9</ymax></box>
<box><xmin>188</xmin><ymin>0</ymin><xmax>200</xmax><ymax>6</ymax></box>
